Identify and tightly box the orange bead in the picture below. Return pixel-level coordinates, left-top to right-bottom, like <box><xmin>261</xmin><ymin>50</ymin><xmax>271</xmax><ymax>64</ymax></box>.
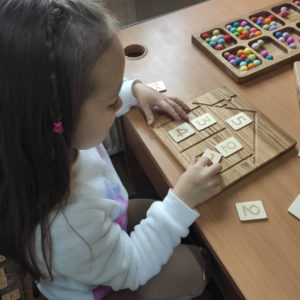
<box><xmin>242</xmin><ymin>30</ymin><xmax>249</xmax><ymax>36</ymax></box>
<box><xmin>237</xmin><ymin>49</ymin><xmax>244</xmax><ymax>56</ymax></box>
<box><xmin>254</xmin><ymin>31</ymin><xmax>262</xmax><ymax>36</ymax></box>
<box><xmin>264</xmin><ymin>17</ymin><xmax>271</xmax><ymax>24</ymax></box>
<box><xmin>248</xmin><ymin>63</ymin><xmax>255</xmax><ymax>69</ymax></box>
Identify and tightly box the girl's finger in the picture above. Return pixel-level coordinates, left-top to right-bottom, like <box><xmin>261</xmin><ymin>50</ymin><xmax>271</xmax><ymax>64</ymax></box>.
<box><xmin>168</xmin><ymin>96</ymin><xmax>190</xmax><ymax>111</ymax></box>
<box><xmin>139</xmin><ymin>102</ymin><xmax>155</xmax><ymax>125</ymax></box>
<box><xmin>206</xmin><ymin>163</ymin><xmax>222</xmax><ymax>175</ymax></box>
<box><xmin>157</xmin><ymin>101</ymin><xmax>181</xmax><ymax>121</ymax></box>
<box><xmin>189</xmin><ymin>156</ymin><xmax>197</xmax><ymax>165</ymax></box>
<box><xmin>197</xmin><ymin>156</ymin><xmax>212</xmax><ymax>167</ymax></box>
<box><xmin>165</xmin><ymin>98</ymin><xmax>188</xmax><ymax>120</ymax></box>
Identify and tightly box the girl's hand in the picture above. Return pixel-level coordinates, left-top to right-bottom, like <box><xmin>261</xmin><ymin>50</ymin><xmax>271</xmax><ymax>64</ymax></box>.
<box><xmin>173</xmin><ymin>156</ymin><xmax>222</xmax><ymax>208</ymax></box>
<box><xmin>132</xmin><ymin>82</ymin><xmax>190</xmax><ymax>126</ymax></box>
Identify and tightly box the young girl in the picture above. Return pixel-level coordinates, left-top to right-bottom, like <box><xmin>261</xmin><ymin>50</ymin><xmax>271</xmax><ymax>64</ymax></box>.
<box><xmin>0</xmin><ymin>1</ymin><xmax>222</xmax><ymax>299</ymax></box>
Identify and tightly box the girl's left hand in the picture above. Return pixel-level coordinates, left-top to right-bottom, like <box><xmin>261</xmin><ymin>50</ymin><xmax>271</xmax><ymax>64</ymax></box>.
<box><xmin>132</xmin><ymin>82</ymin><xmax>190</xmax><ymax>126</ymax></box>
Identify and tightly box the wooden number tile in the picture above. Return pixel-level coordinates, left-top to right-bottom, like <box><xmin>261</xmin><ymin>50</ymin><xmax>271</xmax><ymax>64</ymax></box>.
<box><xmin>235</xmin><ymin>200</ymin><xmax>267</xmax><ymax>221</ymax></box>
<box><xmin>2</xmin><ymin>293</ymin><xmax>11</xmax><ymax>300</ymax></box>
<box><xmin>168</xmin><ymin>123</ymin><xmax>195</xmax><ymax>143</ymax></box>
<box><xmin>288</xmin><ymin>195</ymin><xmax>300</xmax><ymax>220</ymax></box>
<box><xmin>190</xmin><ymin>113</ymin><xmax>217</xmax><ymax>131</ymax></box>
<box><xmin>215</xmin><ymin>137</ymin><xmax>243</xmax><ymax>157</ymax></box>
<box><xmin>202</xmin><ymin>149</ymin><xmax>222</xmax><ymax>164</ymax></box>
<box><xmin>11</xmin><ymin>289</ymin><xmax>21</xmax><ymax>300</ymax></box>
<box><xmin>226</xmin><ymin>112</ymin><xmax>252</xmax><ymax>130</ymax></box>
<box><xmin>0</xmin><ymin>268</ymin><xmax>8</xmax><ymax>289</ymax></box>
<box><xmin>147</xmin><ymin>81</ymin><xmax>167</xmax><ymax>93</ymax></box>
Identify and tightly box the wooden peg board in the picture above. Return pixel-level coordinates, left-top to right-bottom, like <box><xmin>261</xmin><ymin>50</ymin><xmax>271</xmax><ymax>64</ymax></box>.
<box><xmin>192</xmin><ymin>1</ymin><xmax>300</xmax><ymax>83</ymax></box>
<box><xmin>152</xmin><ymin>86</ymin><xmax>296</xmax><ymax>189</ymax></box>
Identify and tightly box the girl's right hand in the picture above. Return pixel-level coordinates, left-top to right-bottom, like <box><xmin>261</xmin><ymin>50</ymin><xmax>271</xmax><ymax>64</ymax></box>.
<box><xmin>173</xmin><ymin>156</ymin><xmax>222</xmax><ymax>208</ymax></box>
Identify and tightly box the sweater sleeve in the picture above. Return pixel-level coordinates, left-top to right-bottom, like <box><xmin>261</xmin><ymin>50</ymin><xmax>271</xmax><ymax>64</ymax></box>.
<box><xmin>46</xmin><ymin>190</ymin><xmax>199</xmax><ymax>291</ymax></box>
<box><xmin>116</xmin><ymin>79</ymin><xmax>139</xmax><ymax>117</ymax></box>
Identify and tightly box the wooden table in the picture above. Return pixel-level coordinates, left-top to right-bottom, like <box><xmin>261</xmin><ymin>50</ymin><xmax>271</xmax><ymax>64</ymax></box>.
<box><xmin>119</xmin><ymin>1</ymin><xmax>300</xmax><ymax>299</ymax></box>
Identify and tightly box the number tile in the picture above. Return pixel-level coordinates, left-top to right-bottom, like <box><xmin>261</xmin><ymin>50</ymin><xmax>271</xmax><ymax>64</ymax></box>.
<box><xmin>168</xmin><ymin>123</ymin><xmax>195</xmax><ymax>143</ymax></box>
<box><xmin>226</xmin><ymin>112</ymin><xmax>252</xmax><ymax>130</ymax></box>
<box><xmin>235</xmin><ymin>200</ymin><xmax>267</xmax><ymax>221</ymax></box>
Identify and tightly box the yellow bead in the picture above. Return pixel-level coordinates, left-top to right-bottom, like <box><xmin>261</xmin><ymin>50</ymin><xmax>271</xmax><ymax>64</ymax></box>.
<box><xmin>212</xmin><ymin>29</ymin><xmax>220</xmax><ymax>36</ymax></box>
<box><xmin>240</xmin><ymin>66</ymin><xmax>248</xmax><ymax>71</ymax></box>
<box><xmin>248</xmin><ymin>54</ymin><xmax>256</xmax><ymax>60</ymax></box>
<box><xmin>244</xmin><ymin>47</ymin><xmax>252</xmax><ymax>55</ymax></box>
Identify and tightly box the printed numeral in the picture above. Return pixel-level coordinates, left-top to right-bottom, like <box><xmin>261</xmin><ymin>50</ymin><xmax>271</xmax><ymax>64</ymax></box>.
<box><xmin>168</xmin><ymin>123</ymin><xmax>195</xmax><ymax>142</ymax></box>
<box><xmin>226</xmin><ymin>112</ymin><xmax>252</xmax><ymax>130</ymax></box>
<box><xmin>235</xmin><ymin>201</ymin><xmax>267</xmax><ymax>221</ymax></box>
<box><xmin>215</xmin><ymin>137</ymin><xmax>243</xmax><ymax>157</ymax></box>
<box><xmin>191</xmin><ymin>113</ymin><xmax>216</xmax><ymax>131</ymax></box>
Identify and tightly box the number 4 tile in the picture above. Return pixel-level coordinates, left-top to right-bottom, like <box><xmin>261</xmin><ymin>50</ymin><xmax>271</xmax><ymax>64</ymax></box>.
<box><xmin>235</xmin><ymin>200</ymin><xmax>267</xmax><ymax>221</ymax></box>
<box><xmin>168</xmin><ymin>123</ymin><xmax>195</xmax><ymax>143</ymax></box>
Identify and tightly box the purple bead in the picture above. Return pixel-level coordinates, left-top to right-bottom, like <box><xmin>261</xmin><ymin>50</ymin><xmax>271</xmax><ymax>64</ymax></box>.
<box><xmin>261</xmin><ymin>50</ymin><xmax>268</xmax><ymax>57</ymax></box>
<box><xmin>228</xmin><ymin>54</ymin><xmax>236</xmax><ymax>61</ymax></box>
<box><xmin>282</xmin><ymin>32</ymin><xmax>289</xmax><ymax>39</ymax></box>
<box><xmin>241</xmin><ymin>20</ymin><xmax>248</xmax><ymax>27</ymax></box>
<box><xmin>229</xmin><ymin>59</ymin><xmax>237</xmax><ymax>65</ymax></box>
<box><xmin>289</xmin><ymin>43</ymin><xmax>297</xmax><ymax>49</ymax></box>
<box><xmin>287</xmin><ymin>37</ymin><xmax>295</xmax><ymax>44</ymax></box>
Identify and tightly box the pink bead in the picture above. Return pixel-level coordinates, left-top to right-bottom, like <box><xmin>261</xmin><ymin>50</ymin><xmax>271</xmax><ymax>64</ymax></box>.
<box><xmin>216</xmin><ymin>44</ymin><xmax>224</xmax><ymax>50</ymax></box>
<box><xmin>287</xmin><ymin>37</ymin><xmax>295</xmax><ymax>44</ymax></box>
<box><xmin>250</xmin><ymin>28</ymin><xmax>257</xmax><ymax>33</ymax></box>
<box><xmin>241</xmin><ymin>21</ymin><xmax>248</xmax><ymax>27</ymax></box>
<box><xmin>261</xmin><ymin>50</ymin><xmax>268</xmax><ymax>57</ymax></box>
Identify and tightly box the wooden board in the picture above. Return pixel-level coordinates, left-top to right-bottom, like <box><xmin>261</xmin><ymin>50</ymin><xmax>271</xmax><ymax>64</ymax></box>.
<box><xmin>293</xmin><ymin>61</ymin><xmax>300</xmax><ymax>104</ymax></box>
<box><xmin>192</xmin><ymin>0</ymin><xmax>300</xmax><ymax>83</ymax></box>
<box><xmin>152</xmin><ymin>86</ymin><xmax>296</xmax><ymax>189</ymax></box>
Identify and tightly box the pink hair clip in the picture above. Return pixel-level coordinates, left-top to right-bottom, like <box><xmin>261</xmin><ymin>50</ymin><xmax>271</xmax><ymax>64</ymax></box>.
<box><xmin>53</xmin><ymin>121</ymin><xmax>64</xmax><ymax>134</ymax></box>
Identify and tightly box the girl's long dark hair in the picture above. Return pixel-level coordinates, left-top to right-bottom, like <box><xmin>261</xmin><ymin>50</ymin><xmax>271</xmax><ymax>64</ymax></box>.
<box><xmin>0</xmin><ymin>0</ymin><xmax>116</xmax><ymax>279</ymax></box>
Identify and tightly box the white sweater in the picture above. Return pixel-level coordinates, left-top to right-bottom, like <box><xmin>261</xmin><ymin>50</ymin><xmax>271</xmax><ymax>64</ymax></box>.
<box><xmin>35</xmin><ymin>80</ymin><xmax>200</xmax><ymax>300</ymax></box>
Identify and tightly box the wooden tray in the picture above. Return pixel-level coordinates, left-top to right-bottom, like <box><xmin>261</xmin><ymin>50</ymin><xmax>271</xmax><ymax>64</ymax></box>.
<box><xmin>192</xmin><ymin>1</ymin><xmax>300</xmax><ymax>83</ymax></box>
<box><xmin>152</xmin><ymin>86</ymin><xmax>296</xmax><ymax>189</ymax></box>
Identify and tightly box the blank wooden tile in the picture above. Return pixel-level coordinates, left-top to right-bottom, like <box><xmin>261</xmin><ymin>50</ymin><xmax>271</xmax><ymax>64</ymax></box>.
<box><xmin>215</xmin><ymin>136</ymin><xmax>243</xmax><ymax>157</ymax></box>
<box><xmin>191</xmin><ymin>113</ymin><xmax>217</xmax><ymax>131</ymax></box>
<box><xmin>226</xmin><ymin>112</ymin><xmax>252</xmax><ymax>130</ymax></box>
<box><xmin>235</xmin><ymin>200</ymin><xmax>267</xmax><ymax>221</ymax></box>
<box><xmin>147</xmin><ymin>81</ymin><xmax>167</xmax><ymax>92</ymax></box>
<box><xmin>288</xmin><ymin>195</ymin><xmax>300</xmax><ymax>220</ymax></box>
<box><xmin>168</xmin><ymin>123</ymin><xmax>195</xmax><ymax>142</ymax></box>
<box><xmin>202</xmin><ymin>148</ymin><xmax>222</xmax><ymax>164</ymax></box>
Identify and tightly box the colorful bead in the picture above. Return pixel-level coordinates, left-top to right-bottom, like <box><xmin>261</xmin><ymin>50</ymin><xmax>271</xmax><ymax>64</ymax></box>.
<box><xmin>202</xmin><ymin>29</ymin><xmax>233</xmax><ymax>50</ymax></box>
<box><xmin>225</xmin><ymin>48</ymin><xmax>261</xmax><ymax>72</ymax></box>
<box><xmin>227</xmin><ymin>20</ymin><xmax>261</xmax><ymax>40</ymax></box>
